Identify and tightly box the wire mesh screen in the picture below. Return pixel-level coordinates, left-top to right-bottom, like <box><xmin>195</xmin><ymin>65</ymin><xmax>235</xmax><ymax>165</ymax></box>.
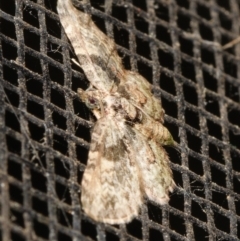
<box><xmin>1</xmin><ymin>0</ymin><xmax>240</xmax><ymax>240</ymax></box>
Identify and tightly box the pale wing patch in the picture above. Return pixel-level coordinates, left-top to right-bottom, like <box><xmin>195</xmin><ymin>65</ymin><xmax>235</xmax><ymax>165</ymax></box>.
<box><xmin>144</xmin><ymin>141</ymin><xmax>175</xmax><ymax>204</ymax></box>
<box><xmin>131</xmin><ymin>130</ymin><xmax>175</xmax><ymax>204</ymax></box>
<box><xmin>81</xmin><ymin>118</ymin><xmax>142</xmax><ymax>224</ymax></box>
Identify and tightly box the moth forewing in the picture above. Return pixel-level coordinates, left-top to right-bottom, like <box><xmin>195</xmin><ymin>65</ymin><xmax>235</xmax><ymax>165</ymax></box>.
<box><xmin>57</xmin><ymin>0</ymin><xmax>124</xmax><ymax>92</ymax></box>
<box><xmin>122</xmin><ymin>71</ymin><xmax>165</xmax><ymax>122</ymax></box>
<box><xmin>130</xmin><ymin>129</ymin><xmax>175</xmax><ymax>204</ymax></box>
<box><xmin>134</xmin><ymin>115</ymin><xmax>175</xmax><ymax>146</ymax></box>
<box><xmin>81</xmin><ymin>118</ymin><xmax>142</xmax><ymax>224</ymax></box>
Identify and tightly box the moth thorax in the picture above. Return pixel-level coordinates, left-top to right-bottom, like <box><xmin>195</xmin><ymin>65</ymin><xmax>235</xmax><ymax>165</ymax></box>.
<box><xmin>103</xmin><ymin>95</ymin><xmax>118</xmax><ymax>108</ymax></box>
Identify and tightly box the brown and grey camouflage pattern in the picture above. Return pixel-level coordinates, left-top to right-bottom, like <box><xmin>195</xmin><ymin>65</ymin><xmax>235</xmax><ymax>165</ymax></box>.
<box><xmin>57</xmin><ymin>0</ymin><xmax>175</xmax><ymax>224</ymax></box>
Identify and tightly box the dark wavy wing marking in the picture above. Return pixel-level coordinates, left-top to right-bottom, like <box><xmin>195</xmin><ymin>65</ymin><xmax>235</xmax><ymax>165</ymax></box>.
<box><xmin>57</xmin><ymin>0</ymin><xmax>125</xmax><ymax>92</ymax></box>
<box><xmin>81</xmin><ymin>117</ymin><xmax>142</xmax><ymax>224</ymax></box>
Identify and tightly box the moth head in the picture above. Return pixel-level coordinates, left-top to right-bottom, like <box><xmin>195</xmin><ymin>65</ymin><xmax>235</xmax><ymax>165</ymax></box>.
<box><xmin>86</xmin><ymin>95</ymin><xmax>101</xmax><ymax>109</ymax></box>
<box><xmin>77</xmin><ymin>88</ymin><xmax>102</xmax><ymax>110</ymax></box>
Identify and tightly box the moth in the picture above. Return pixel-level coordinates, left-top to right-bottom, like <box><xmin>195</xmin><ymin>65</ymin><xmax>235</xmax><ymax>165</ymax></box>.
<box><xmin>57</xmin><ymin>0</ymin><xmax>175</xmax><ymax>224</ymax></box>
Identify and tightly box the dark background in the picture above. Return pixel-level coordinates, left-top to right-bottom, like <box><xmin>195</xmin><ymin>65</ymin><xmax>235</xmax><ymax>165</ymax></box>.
<box><xmin>0</xmin><ymin>0</ymin><xmax>240</xmax><ymax>240</ymax></box>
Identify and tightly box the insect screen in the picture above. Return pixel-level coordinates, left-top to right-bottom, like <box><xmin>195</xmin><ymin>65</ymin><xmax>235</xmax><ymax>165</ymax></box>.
<box><xmin>0</xmin><ymin>0</ymin><xmax>240</xmax><ymax>240</ymax></box>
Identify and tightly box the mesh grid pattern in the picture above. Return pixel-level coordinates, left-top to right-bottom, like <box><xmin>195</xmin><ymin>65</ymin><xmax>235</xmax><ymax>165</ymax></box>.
<box><xmin>1</xmin><ymin>0</ymin><xmax>240</xmax><ymax>240</ymax></box>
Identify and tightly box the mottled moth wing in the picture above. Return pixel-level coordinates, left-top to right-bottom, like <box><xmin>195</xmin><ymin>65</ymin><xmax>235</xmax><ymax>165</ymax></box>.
<box><xmin>57</xmin><ymin>0</ymin><xmax>168</xmax><ymax>127</ymax></box>
<box><xmin>117</xmin><ymin>73</ymin><xmax>174</xmax><ymax>145</ymax></box>
<box><xmin>132</xmin><ymin>130</ymin><xmax>175</xmax><ymax>204</ymax></box>
<box><xmin>133</xmin><ymin>113</ymin><xmax>175</xmax><ymax>146</ymax></box>
<box><xmin>119</xmin><ymin>71</ymin><xmax>165</xmax><ymax>122</ymax></box>
<box><xmin>81</xmin><ymin>117</ymin><xmax>142</xmax><ymax>224</ymax></box>
<box><xmin>57</xmin><ymin>0</ymin><xmax>125</xmax><ymax>92</ymax></box>
<box><xmin>117</xmin><ymin>72</ymin><xmax>175</xmax><ymax>145</ymax></box>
